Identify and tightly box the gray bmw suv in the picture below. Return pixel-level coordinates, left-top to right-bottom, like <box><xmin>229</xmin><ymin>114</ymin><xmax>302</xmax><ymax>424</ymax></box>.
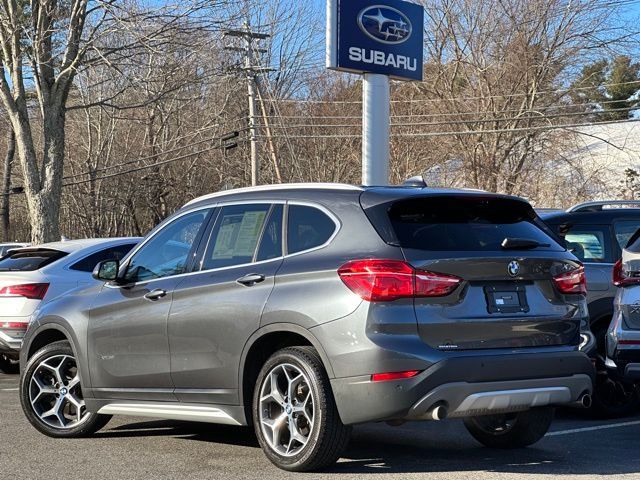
<box><xmin>19</xmin><ymin>184</ymin><xmax>594</xmax><ymax>471</ymax></box>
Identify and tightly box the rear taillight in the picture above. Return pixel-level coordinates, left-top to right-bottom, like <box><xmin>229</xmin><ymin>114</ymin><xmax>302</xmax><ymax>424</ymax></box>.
<box><xmin>337</xmin><ymin>259</ymin><xmax>461</xmax><ymax>302</ymax></box>
<box><xmin>553</xmin><ymin>266</ymin><xmax>586</xmax><ymax>295</ymax></box>
<box><xmin>0</xmin><ymin>283</ymin><xmax>49</xmax><ymax>300</ymax></box>
<box><xmin>0</xmin><ymin>321</ymin><xmax>28</xmax><ymax>330</ymax></box>
<box><xmin>613</xmin><ymin>259</ymin><xmax>640</xmax><ymax>287</ymax></box>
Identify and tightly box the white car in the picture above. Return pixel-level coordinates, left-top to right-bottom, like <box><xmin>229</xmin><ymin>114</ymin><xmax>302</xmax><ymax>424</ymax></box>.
<box><xmin>0</xmin><ymin>237</ymin><xmax>140</xmax><ymax>373</ymax></box>
<box><xmin>0</xmin><ymin>243</ymin><xmax>30</xmax><ymax>257</ymax></box>
<box><xmin>607</xmin><ymin>230</ymin><xmax>640</xmax><ymax>383</ymax></box>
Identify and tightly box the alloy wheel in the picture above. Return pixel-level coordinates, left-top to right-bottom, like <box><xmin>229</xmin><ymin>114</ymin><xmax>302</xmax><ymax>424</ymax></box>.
<box><xmin>28</xmin><ymin>355</ymin><xmax>89</xmax><ymax>429</ymax></box>
<box><xmin>258</xmin><ymin>363</ymin><xmax>315</xmax><ymax>457</ymax></box>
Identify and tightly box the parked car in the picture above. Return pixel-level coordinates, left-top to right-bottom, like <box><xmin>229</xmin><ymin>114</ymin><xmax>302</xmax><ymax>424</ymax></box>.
<box><xmin>540</xmin><ymin>200</ymin><xmax>640</xmax><ymax>416</ymax></box>
<box><xmin>606</xmin><ymin>230</ymin><xmax>640</xmax><ymax>385</ymax></box>
<box><xmin>19</xmin><ymin>184</ymin><xmax>594</xmax><ymax>472</ymax></box>
<box><xmin>0</xmin><ymin>243</ymin><xmax>30</xmax><ymax>257</ymax></box>
<box><xmin>0</xmin><ymin>238</ymin><xmax>140</xmax><ymax>374</ymax></box>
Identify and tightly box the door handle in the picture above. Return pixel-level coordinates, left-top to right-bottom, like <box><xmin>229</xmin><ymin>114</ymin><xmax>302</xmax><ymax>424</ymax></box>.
<box><xmin>237</xmin><ymin>273</ymin><xmax>265</xmax><ymax>286</ymax></box>
<box><xmin>144</xmin><ymin>289</ymin><xmax>167</xmax><ymax>301</ymax></box>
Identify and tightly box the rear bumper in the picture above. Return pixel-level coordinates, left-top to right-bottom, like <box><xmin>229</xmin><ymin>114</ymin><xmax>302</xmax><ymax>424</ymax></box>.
<box><xmin>605</xmin><ymin>310</ymin><xmax>640</xmax><ymax>380</ymax></box>
<box><xmin>0</xmin><ymin>317</ymin><xmax>29</xmax><ymax>356</ymax></box>
<box><xmin>331</xmin><ymin>351</ymin><xmax>594</xmax><ymax>425</ymax></box>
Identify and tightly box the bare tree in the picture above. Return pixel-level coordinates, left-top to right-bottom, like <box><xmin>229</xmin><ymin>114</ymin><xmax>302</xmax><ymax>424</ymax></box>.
<box><xmin>0</xmin><ymin>0</ymin><xmax>222</xmax><ymax>242</ymax></box>
<box><xmin>1</xmin><ymin>126</ymin><xmax>14</xmax><ymax>241</ymax></box>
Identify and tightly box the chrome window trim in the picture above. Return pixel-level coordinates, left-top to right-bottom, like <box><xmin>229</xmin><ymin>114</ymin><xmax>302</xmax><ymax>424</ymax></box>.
<box><xmin>105</xmin><ymin>200</ymin><xmax>341</xmax><ymax>288</ymax></box>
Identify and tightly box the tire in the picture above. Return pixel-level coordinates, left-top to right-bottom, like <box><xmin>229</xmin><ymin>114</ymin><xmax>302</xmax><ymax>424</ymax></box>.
<box><xmin>589</xmin><ymin>323</ymin><xmax>640</xmax><ymax>418</ymax></box>
<box><xmin>0</xmin><ymin>354</ymin><xmax>19</xmax><ymax>374</ymax></box>
<box><xmin>590</xmin><ymin>372</ymin><xmax>640</xmax><ymax>418</ymax></box>
<box><xmin>252</xmin><ymin>346</ymin><xmax>351</xmax><ymax>472</ymax></box>
<box><xmin>20</xmin><ymin>340</ymin><xmax>111</xmax><ymax>438</ymax></box>
<box><xmin>463</xmin><ymin>407</ymin><xmax>554</xmax><ymax>449</ymax></box>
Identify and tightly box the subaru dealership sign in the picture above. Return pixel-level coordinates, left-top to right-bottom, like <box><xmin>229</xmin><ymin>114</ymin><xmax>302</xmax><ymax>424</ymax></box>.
<box><xmin>327</xmin><ymin>0</ymin><xmax>424</xmax><ymax>81</ymax></box>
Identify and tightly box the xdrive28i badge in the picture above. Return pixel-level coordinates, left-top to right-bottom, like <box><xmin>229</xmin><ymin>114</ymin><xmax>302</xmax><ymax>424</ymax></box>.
<box><xmin>508</xmin><ymin>260</ymin><xmax>521</xmax><ymax>277</ymax></box>
<box><xmin>357</xmin><ymin>6</ymin><xmax>412</xmax><ymax>45</ymax></box>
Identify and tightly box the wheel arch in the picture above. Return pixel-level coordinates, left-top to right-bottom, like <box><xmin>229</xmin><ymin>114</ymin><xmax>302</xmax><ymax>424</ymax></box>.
<box><xmin>20</xmin><ymin>321</ymin><xmax>88</xmax><ymax>387</ymax></box>
<box><xmin>239</xmin><ymin>323</ymin><xmax>335</xmax><ymax>424</ymax></box>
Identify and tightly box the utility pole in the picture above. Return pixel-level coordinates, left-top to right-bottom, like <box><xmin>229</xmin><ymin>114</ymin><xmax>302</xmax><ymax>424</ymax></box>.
<box><xmin>225</xmin><ymin>24</ymin><xmax>271</xmax><ymax>187</ymax></box>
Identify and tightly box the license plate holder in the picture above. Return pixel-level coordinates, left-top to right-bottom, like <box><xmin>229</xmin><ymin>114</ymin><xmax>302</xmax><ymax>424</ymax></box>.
<box><xmin>484</xmin><ymin>285</ymin><xmax>529</xmax><ymax>314</ymax></box>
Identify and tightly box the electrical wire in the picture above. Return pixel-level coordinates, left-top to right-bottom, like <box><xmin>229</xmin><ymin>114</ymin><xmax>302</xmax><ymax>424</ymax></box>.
<box><xmin>255</xmin><ymin>117</ymin><xmax>640</xmax><ymax>139</ymax></box>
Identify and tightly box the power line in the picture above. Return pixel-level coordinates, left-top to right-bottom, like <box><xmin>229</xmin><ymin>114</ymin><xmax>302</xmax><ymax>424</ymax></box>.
<box><xmin>260</xmin><ymin>98</ymin><xmax>640</xmax><ymax>120</ymax></box>
<box><xmin>62</xmin><ymin>138</ymin><xmax>249</xmax><ymax>188</ymax></box>
<box><xmin>256</xmin><ymin>118</ymin><xmax>640</xmax><ymax>139</ymax></box>
<box><xmin>262</xmin><ymin>80</ymin><xmax>640</xmax><ymax>105</ymax></box>
<box><xmin>255</xmin><ymin>106</ymin><xmax>640</xmax><ymax>130</ymax></box>
<box><xmin>63</xmin><ymin>123</ymin><xmax>248</xmax><ymax>180</ymax></box>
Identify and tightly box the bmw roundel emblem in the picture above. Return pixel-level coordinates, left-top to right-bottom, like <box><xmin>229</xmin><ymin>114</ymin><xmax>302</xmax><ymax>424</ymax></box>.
<box><xmin>358</xmin><ymin>5</ymin><xmax>412</xmax><ymax>45</ymax></box>
<box><xmin>508</xmin><ymin>260</ymin><xmax>520</xmax><ymax>277</ymax></box>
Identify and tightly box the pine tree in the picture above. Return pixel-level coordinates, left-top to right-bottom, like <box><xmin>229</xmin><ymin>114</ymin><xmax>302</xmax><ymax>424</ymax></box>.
<box><xmin>572</xmin><ymin>56</ymin><xmax>640</xmax><ymax>121</ymax></box>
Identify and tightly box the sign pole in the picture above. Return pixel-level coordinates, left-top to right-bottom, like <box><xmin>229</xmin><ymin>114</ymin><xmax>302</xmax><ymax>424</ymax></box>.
<box><xmin>362</xmin><ymin>73</ymin><xmax>390</xmax><ymax>186</ymax></box>
<box><xmin>327</xmin><ymin>0</ymin><xmax>423</xmax><ymax>186</ymax></box>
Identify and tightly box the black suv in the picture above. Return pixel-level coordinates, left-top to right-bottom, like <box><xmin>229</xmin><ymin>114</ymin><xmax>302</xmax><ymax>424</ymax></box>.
<box><xmin>540</xmin><ymin>200</ymin><xmax>640</xmax><ymax>417</ymax></box>
<box><xmin>20</xmin><ymin>184</ymin><xmax>594</xmax><ymax>471</ymax></box>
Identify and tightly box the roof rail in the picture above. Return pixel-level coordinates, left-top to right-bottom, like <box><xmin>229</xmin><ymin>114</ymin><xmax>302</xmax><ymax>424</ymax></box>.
<box><xmin>567</xmin><ymin>200</ymin><xmax>640</xmax><ymax>213</ymax></box>
<box><xmin>183</xmin><ymin>183</ymin><xmax>363</xmax><ymax>207</ymax></box>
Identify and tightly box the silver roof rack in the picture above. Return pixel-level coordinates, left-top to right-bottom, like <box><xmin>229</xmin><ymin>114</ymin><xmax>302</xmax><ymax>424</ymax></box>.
<box><xmin>567</xmin><ymin>200</ymin><xmax>640</xmax><ymax>213</ymax></box>
<box><xmin>183</xmin><ymin>183</ymin><xmax>363</xmax><ymax>208</ymax></box>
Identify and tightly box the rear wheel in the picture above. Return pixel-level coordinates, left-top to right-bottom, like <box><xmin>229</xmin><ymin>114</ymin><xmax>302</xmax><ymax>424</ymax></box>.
<box><xmin>464</xmin><ymin>407</ymin><xmax>554</xmax><ymax>449</ymax></box>
<box><xmin>0</xmin><ymin>354</ymin><xmax>19</xmax><ymax>374</ymax></box>
<box><xmin>590</xmin><ymin>323</ymin><xmax>640</xmax><ymax>418</ymax></box>
<box><xmin>20</xmin><ymin>340</ymin><xmax>111</xmax><ymax>437</ymax></box>
<box><xmin>253</xmin><ymin>346</ymin><xmax>351</xmax><ymax>472</ymax></box>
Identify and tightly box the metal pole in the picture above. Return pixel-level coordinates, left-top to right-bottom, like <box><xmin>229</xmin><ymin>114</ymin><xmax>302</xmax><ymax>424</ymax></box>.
<box><xmin>247</xmin><ymin>72</ymin><xmax>259</xmax><ymax>186</ymax></box>
<box><xmin>362</xmin><ymin>73</ymin><xmax>390</xmax><ymax>186</ymax></box>
<box><xmin>244</xmin><ymin>23</ymin><xmax>259</xmax><ymax>187</ymax></box>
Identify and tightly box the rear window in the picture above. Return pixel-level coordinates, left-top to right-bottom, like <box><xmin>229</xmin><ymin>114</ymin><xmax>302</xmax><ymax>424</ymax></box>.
<box><xmin>387</xmin><ymin>196</ymin><xmax>563</xmax><ymax>251</ymax></box>
<box><xmin>0</xmin><ymin>250</ymin><xmax>67</xmax><ymax>271</ymax></box>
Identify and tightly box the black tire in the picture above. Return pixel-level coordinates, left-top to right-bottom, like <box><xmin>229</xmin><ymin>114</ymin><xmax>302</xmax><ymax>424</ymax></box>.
<box><xmin>590</xmin><ymin>371</ymin><xmax>640</xmax><ymax>418</ymax></box>
<box><xmin>0</xmin><ymin>354</ymin><xmax>19</xmax><ymax>374</ymax></box>
<box><xmin>464</xmin><ymin>407</ymin><xmax>554</xmax><ymax>449</ymax></box>
<box><xmin>252</xmin><ymin>346</ymin><xmax>351</xmax><ymax>472</ymax></box>
<box><xmin>589</xmin><ymin>323</ymin><xmax>640</xmax><ymax>418</ymax></box>
<box><xmin>20</xmin><ymin>340</ymin><xmax>111</xmax><ymax>438</ymax></box>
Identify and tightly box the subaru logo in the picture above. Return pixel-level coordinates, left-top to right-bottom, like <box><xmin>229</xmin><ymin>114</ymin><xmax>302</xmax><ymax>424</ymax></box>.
<box><xmin>358</xmin><ymin>5</ymin><xmax>412</xmax><ymax>45</ymax></box>
<box><xmin>508</xmin><ymin>261</ymin><xmax>520</xmax><ymax>277</ymax></box>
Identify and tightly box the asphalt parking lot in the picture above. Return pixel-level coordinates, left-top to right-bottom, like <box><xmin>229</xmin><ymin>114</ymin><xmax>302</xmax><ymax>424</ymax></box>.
<box><xmin>2</xmin><ymin>372</ymin><xmax>640</xmax><ymax>479</ymax></box>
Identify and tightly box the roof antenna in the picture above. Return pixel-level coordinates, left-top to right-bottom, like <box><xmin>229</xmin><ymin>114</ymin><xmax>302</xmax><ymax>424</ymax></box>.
<box><xmin>402</xmin><ymin>175</ymin><xmax>428</xmax><ymax>188</ymax></box>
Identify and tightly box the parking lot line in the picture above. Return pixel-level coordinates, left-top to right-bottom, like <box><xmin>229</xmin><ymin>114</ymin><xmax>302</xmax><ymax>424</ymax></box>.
<box><xmin>0</xmin><ymin>388</ymin><xmax>18</xmax><ymax>391</ymax></box>
<box><xmin>547</xmin><ymin>419</ymin><xmax>640</xmax><ymax>436</ymax></box>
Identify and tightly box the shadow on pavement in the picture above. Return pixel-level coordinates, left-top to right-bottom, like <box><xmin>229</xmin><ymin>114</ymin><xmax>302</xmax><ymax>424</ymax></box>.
<box><xmin>97</xmin><ymin>417</ymin><xmax>640</xmax><ymax>476</ymax></box>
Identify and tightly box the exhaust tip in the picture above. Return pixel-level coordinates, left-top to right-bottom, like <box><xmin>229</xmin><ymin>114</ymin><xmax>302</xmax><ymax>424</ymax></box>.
<box><xmin>580</xmin><ymin>393</ymin><xmax>592</xmax><ymax>409</ymax></box>
<box><xmin>430</xmin><ymin>404</ymin><xmax>448</xmax><ymax>421</ymax></box>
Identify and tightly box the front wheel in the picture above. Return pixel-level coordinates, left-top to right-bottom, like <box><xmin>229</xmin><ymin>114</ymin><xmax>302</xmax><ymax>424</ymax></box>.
<box><xmin>464</xmin><ymin>407</ymin><xmax>554</xmax><ymax>449</ymax></box>
<box><xmin>20</xmin><ymin>340</ymin><xmax>111</xmax><ymax>437</ymax></box>
<box><xmin>253</xmin><ymin>346</ymin><xmax>351</xmax><ymax>472</ymax></box>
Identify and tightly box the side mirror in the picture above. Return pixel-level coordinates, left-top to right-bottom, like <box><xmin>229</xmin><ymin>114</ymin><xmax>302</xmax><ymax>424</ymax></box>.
<box><xmin>92</xmin><ymin>259</ymin><xmax>120</xmax><ymax>282</ymax></box>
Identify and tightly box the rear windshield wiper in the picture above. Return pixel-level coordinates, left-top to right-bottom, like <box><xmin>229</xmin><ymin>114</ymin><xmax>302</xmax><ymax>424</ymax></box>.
<box><xmin>501</xmin><ymin>237</ymin><xmax>550</xmax><ymax>250</ymax></box>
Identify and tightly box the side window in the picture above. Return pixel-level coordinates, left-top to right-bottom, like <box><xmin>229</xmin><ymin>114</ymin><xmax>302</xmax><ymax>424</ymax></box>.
<box><xmin>69</xmin><ymin>243</ymin><xmax>137</xmax><ymax>272</ymax></box>
<box><xmin>563</xmin><ymin>225</ymin><xmax>613</xmax><ymax>263</ymax></box>
<box><xmin>124</xmin><ymin>209</ymin><xmax>210</xmax><ymax>282</ymax></box>
<box><xmin>614</xmin><ymin>221</ymin><xmax>640</xmax><ymax>250</ymax></box>
<box><xmin>287</xmin><ymin>205</ymin><xmax>336</xmax><ymax>255</ymax></box>
<box><xmin>256</xmin><ymin>205</ymin><xmax>283</xmax><ymax>262</ymax></box>
<box><xmin>201</xmin><ymin>204</ymin><xmax>270</xmax><ymax>270</ymax></box>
